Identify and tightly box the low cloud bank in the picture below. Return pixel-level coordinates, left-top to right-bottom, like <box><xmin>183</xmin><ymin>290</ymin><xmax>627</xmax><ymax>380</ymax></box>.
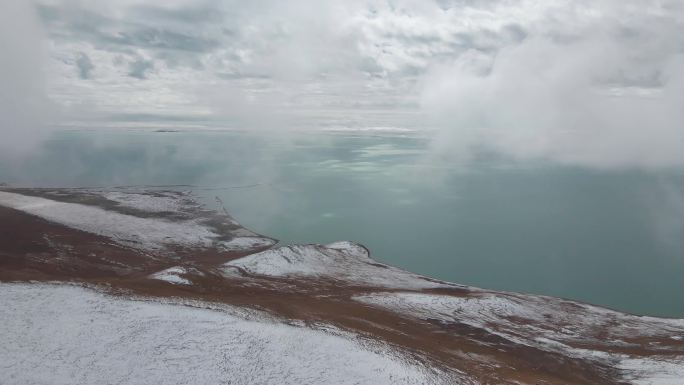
<box><xmin>0</xmin><ymin>0</ymin><xmax>52</xmax><ymax>159</ymax></box>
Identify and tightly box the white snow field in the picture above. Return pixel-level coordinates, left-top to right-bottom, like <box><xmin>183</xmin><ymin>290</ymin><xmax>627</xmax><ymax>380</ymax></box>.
<box><xmin>0</xmin><ymin>283</ymin><xmax>446</xmax><ymax>385</ymax></box>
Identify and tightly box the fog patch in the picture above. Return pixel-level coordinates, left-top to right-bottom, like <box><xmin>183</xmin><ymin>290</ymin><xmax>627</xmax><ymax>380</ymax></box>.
<box><xmin>645</xmin><ymin>178</ymin><xmax>684</xmax><ymax>254</ymax></box>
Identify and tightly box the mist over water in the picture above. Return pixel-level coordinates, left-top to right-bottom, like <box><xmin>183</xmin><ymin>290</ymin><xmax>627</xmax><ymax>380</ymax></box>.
<box><xmin>2</xmin><ymin>128</ymin><xmax>683</xmax><ymax>318</ymax></box>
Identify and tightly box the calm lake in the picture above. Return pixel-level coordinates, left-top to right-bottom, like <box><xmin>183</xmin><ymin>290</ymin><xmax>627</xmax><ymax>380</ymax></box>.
<box><xmin>2</xmin><ymin>129</ymin><xmax>683</xmax><ymax>317</ymax></box>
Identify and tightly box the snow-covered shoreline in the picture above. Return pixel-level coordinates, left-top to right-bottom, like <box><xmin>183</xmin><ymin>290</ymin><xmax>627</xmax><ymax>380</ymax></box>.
<box><xmin>1</xmin><ymin>187</ymin><xmax>682</xmax><ymax>385</ymax></box>
<box><xmin>0</xmin><ymin>189</ymin><xmax>275</xmax><ymax>253</ymax></box>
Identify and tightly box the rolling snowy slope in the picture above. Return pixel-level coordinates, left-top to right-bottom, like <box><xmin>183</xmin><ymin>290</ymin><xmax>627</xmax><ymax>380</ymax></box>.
<box><xmin>0</xmin><ymin>283</ymin><xmax>444</xmax><ymax>385</ymax></box>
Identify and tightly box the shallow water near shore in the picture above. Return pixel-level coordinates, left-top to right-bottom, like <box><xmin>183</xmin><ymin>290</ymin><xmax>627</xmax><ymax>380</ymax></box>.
<box><xmin>2</xmin><ymin>129</ymin><xmax>684</xmax><ymax>317</ymax></box>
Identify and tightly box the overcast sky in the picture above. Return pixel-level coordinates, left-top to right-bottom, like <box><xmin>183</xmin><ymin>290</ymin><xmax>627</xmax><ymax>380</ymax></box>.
<box><xmin>2</xmin><ymin>0</ymin><xmax>684</xmax><ymax>168</ymax></box>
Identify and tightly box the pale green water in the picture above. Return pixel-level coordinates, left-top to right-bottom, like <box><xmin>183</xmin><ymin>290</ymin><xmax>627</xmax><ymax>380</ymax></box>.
<box><xmin>2</xmin><ymin>129</ymin><xmax>684</xmax><ymax>317</ymax></box>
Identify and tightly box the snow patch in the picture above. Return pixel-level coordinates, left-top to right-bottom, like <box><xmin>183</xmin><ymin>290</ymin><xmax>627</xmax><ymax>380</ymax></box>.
<box><xmin>354</xmin><ymin>292</ymin><xmax>544</xmax><ymax>325</ymax></box>
<box><xmin>103</xmin><ymin>191</ymin><xmax>190</xmax><ymax>213</ymax></box>
<box><xmin>619</xmin><ymin>357</ymin><xmax>684</xmax><ymax>385</ymax></box>
<box><xmin>219</xmin><ymin>236</ymin><xmax>275</xmax><ymax>251</ymax></box>
<box><xmin>326</xmin><ymin>241</ymin><xmax>370</xmax><ymax>258</ymax></box>
<box><xmin>149</xmin><ymin>266</ymin><xmax>191</xmax><ymax>285</ymax></box>
<box><xmin>354</xmin><ymin>292</ymin><xmax>684</xmax><ymax>384</ymax></box>
<box><xmin>224</xmin><ymin>242</ymin><xmax>455</xmax><ymax>289</ymax></box>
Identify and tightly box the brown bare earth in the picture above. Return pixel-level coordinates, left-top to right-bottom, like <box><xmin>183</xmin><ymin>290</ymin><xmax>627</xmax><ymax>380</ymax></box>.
<box><xmin>1</xmin><ymin>188</ymin><xmax>682</xmax><ymax>384</ymax></box>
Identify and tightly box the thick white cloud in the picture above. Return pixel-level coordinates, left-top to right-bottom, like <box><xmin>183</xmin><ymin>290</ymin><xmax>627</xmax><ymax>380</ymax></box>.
<box><xmin>9</xmin><ymin>0</ymin><xmax>684</xmax><ymax>168</ymax></box>
<box><xmin>421</xmin><ymin>0</ymin><xmax>684</xmax><ymax>169</ymax></box>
